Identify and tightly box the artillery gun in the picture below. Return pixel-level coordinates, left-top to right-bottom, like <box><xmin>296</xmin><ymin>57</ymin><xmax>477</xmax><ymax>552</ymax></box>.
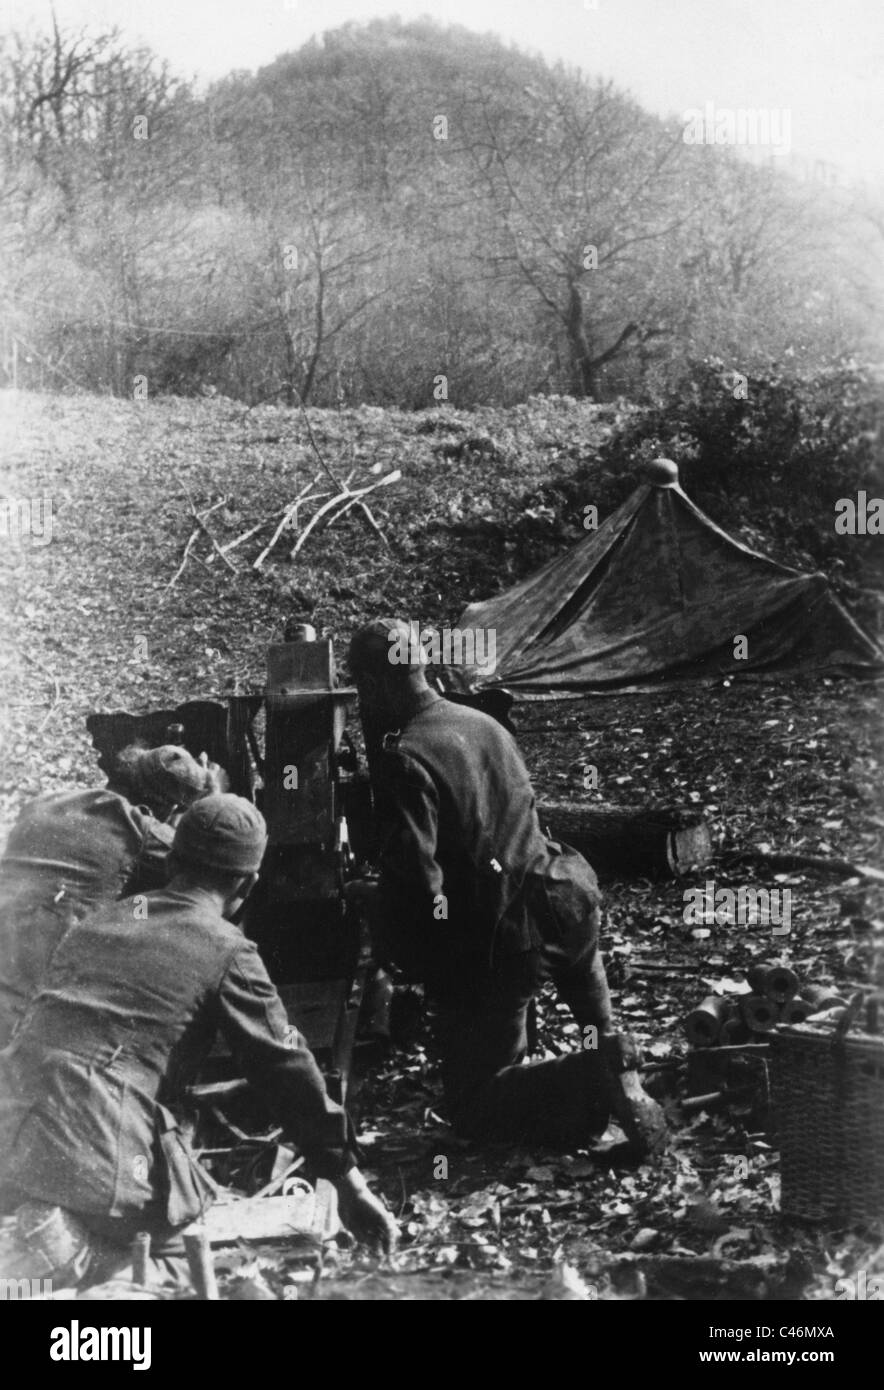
<box><xmin>86</xmin><ymin>626</ymin><xmax>381</xmax><ymax>1190</ymax></box>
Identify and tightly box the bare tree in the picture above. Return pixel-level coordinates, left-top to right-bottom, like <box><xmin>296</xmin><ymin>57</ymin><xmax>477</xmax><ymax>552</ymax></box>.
<box><xmin>463</xmin><ymin>70</ymin><xmax>687</xmax><ymax>397</ymax></box>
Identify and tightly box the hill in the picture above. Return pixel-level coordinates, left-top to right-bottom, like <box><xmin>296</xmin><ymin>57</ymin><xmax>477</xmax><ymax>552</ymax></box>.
<box><xmin>3</xmin><ymin>17</ymin><xmax>880</xmax><ymax>406</ymax></box>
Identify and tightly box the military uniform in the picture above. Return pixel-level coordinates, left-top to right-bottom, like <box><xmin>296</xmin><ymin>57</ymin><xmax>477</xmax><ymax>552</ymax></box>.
<box><xmin>375</xmin><ymin>690</ymin><xmax>615</xmax><ymax>1144</ymax></box>
<box><xmin>0</xmin><ymin>789</ymin><xmax>174</xmax><ymax>1046</ymax></box>
<box><xmin>0</xmin><ymin>884</ymin><xmax>354</xmax><ymax>1248</ymax></box>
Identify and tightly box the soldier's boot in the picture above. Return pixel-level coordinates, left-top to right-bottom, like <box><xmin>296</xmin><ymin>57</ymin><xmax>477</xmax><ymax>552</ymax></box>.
<box><xmin>600</xmin><ymin>1033</ymin><xmax>668</xmax><ymax>1158</ymax></box>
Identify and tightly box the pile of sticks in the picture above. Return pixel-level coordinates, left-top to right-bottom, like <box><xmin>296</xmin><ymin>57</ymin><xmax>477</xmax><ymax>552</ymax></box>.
<box><xmin>166</xmin><ymin>401</ymin><xmax>400</xmax><ymax>588</ymax></box>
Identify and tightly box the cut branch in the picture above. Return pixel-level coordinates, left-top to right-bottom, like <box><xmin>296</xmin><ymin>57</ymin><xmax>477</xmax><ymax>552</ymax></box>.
<box><xmin>166</xmin><ymin>497</ymin><xmax>229</xmax><ymax>587</ymax></box>
<box><xmin>289</xmin><ymin>470</ymin><xmax>400</xmax><ymax>558</ymax></box>
<box><xmin>721</xmin><ymin>849</ymin><xmax>884</xmax><ymax>884</ymax></box>
<box><xmin>218</xmin><ymin>518</ymin><xmax>272</xmax><ymax>555</ymax></box>
<box><xmin>186</xmin><ymin>498</ymin><xmax>237</xmax><ymax>574</ymax></box>
<box><xmin>252</xmin><ymin>472</ymin><xmax>324</xmax><ymax>570</ymax></box>
<box><xmin>18</xmin><ymin>645</ymin><xmax>62</xmax><ymax>724</ymax></box>
<box><xmin>293</xmin><ymin>393</ymin><xmax>396</xmax><ymax>546</ymax></box>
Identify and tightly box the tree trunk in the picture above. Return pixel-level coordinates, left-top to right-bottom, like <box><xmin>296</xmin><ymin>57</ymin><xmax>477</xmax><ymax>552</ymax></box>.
<box><xmin>566</xmin><ymin>282</ymin><xmax>595</xmax><ymax>397</ymax></box>
<box><xmin>565</xmin><ymin>283</ymin><xmax>642</xmax><ymax>400</ymax></box>
<box><xmin>301</xmin><ymin>267</ymin><xmax>325</xmax><ymax>404</ymax></box>
<box><xmin>535</xmin><ymin>801</ymin><xmax>713</xmax><ymax>879</ymax></box>
<box><xmin>281</xmin><ymin>319</ymin><xmax>297</xmax><ymax>408</ymax></box>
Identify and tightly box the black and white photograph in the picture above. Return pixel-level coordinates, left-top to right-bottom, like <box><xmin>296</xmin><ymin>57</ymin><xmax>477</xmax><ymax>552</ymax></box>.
<box><xmin>0</xmin><ymin>0</ymin><xmax>882</xmax><ymax>1340</ymax></box>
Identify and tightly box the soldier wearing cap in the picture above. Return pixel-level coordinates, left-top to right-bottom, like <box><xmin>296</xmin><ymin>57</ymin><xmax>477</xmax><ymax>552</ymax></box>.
<box><xmin>348</xmin><ymin>618</ymin><xmax>665</xmax><ymax>1156</ymax></box>
<box><xmin>0</xmin><ymin>793</ymin><xmax>396</xmax><ymax>1288</ymax></box>
<box><xmin>0</xmin><ymin>744</ymin><xmax>222</xmax><ymax>1047</ymax></box>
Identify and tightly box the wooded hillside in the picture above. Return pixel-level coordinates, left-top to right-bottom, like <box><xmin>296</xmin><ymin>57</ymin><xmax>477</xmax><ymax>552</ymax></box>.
<box><xmin>2</xmin><ymin>17</ymin><xmax>882</xmax><ymax>406</ymax></box>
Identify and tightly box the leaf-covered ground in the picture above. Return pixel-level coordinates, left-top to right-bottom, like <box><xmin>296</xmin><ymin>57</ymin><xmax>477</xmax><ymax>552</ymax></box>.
<box><xmin>1</xmin><ymin>391</ymin><xmax>882</xmax><ymax>1301</ymax></box>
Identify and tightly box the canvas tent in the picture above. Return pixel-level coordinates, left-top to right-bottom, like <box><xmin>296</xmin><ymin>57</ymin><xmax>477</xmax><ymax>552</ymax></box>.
<box><xmin>444</xmin><ymin>459</ymin><xmax>882</xmax><ymax>698</ymax></box>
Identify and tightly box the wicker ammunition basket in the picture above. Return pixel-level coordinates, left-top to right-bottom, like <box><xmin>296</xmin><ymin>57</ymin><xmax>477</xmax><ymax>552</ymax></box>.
<box><xmin>770</xmin><ymin>1022</ymin><xmax>884</xmax><ymax>1224</ymax></box>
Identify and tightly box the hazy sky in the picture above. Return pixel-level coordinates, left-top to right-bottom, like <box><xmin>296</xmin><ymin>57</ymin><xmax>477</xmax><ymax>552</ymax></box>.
<box><xmin>4</xmin><ymin>0</ymin><xmax>883</xmax><ymax>182</ymax></box>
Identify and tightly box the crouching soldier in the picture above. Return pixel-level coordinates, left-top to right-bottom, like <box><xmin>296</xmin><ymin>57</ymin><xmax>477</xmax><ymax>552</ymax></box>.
<box><xmin>0</xmin><ymin>743</ymin><xmax>222</xmax><ymax>1047</ymax></box>
<box><xmin>0</xmin><ymin>794</ymin><xmax>397</xmax><ymax>1288</ymax></box>
<box><xmin>348</xmin><ymin>619</ymin><xmax>666</xmax><ymax>1158</ymax></box>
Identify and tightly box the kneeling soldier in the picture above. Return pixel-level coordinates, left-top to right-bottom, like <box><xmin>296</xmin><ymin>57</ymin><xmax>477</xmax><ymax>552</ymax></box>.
<box><xmin>348</xmin><ymin>619</ymin><xmax>666</xmax><ymax>1158</ymax></box>
<box><xmin>0</xmin><ymin>794</ymin><xmax>396</xmax><ymax>1289</ymax></box>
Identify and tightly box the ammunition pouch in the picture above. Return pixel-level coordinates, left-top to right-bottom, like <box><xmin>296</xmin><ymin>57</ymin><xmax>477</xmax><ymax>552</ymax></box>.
<box><xmin>522</xmin><ymin>840</ymin><xmax>602</xmax><ymax>965</ymax></box>
<box><xmin>153</xmin><ymin>1105</ymin><xmax>215</xmax><ymax>1229</ymax></box>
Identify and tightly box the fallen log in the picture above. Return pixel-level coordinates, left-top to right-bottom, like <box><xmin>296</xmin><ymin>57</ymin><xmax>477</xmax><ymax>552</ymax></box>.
<box><xmin>536</xmin><ymin>801</ymin><xmax>713</xmax><ymax>879</ymax></box>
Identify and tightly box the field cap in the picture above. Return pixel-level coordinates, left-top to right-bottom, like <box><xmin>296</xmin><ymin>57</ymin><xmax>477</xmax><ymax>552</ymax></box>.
<box><xmin>173</xmin><ymin>794</ymin><xmax>268</xmax><ymax>873</ymax></box>
<box><xmin>348</xmin><ymin>618</ymin><xmax>425</xmax><ymax>676</ymax></box>
<box><xmin>133</xmin><ymin>745</ymin><xmax>207</xmax><ymax>806</ymax></box>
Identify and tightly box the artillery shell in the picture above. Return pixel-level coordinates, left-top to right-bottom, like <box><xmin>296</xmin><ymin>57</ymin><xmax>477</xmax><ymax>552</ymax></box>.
<box><xmin>719</xmin><ymin>1017</ymin><xmax>751</xmax><ymax>1044</ymax></box>
<box><xmin>780</xmin><ymin>997</ymin><xmax>813</xmax><ymax>1024</ymax></box>
<box><xmin>739</xmin><ymin>992</ymin><xmax>780</xmax><ymax>1033</ymax></box>
<box><xmin>800</xmin><ymin>983</ymin><xmax>849</xmax><ymax>1014</ymax></box>
<box><xmin>746</xmin><ymin>963</ymin><xmax>799</xmax><ymax>1004</ymax></box>
<box><xmin>683</xmin><ymin>995</ymin><xmax>734</xmax><ymax>1046</ymax></box>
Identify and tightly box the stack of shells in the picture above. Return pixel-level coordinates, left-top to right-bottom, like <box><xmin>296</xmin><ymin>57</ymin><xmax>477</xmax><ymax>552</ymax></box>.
<box><xmin>682</xmin><ymin>964</ymin><xmax>855</xmax><ymax>1047</ymax></box>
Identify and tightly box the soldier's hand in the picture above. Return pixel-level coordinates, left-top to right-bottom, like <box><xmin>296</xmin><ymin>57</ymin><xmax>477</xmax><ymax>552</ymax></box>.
<box><xmin>336</xmin><ymin>1169</ymin><xmax>398</xmax><ymax>1257</ymax></box>
<box><xmin>199</xmin><ymin>754</ymin><xmax>231</xmax><ymax>796</ymax></box>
